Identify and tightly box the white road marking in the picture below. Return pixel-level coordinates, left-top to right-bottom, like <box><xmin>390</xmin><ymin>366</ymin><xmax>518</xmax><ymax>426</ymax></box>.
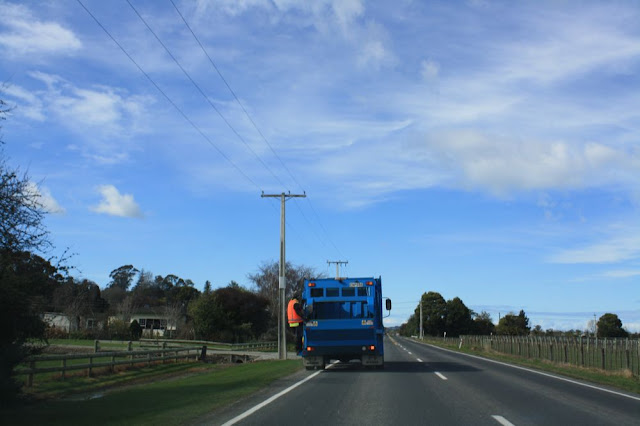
<box><xmin>221</xmin><ymin>362</ymin><xmax>336</xmax><ymax>426</ymax></box>
<box><xmin>407</xmin><ymin>338</ymin><xmax>640</xmax><ymax>402</ymax></box>
<box><xmin>407</xmin><ymin>351</ymin><xmax>412</xmax><ymax>355</ymax></box>
<box><xmin>416</xmin><ymin>358</ymin><xmax>423</xmax><ymax>362</ymax></box>
<box><xmin>434</xmin><ymin>371</ymin><xmax>447</xmax><ymax>380</ymax></box>
<box><xmin>492</xmin><ymin>415</ymin><xmax>515</xmax><ymax>426</ymax></box>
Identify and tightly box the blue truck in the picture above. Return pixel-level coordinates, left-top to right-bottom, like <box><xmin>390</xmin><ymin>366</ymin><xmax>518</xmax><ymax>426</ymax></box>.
<box><xmin>300</xmin><ymin>276</ymin><xmax>391</xmax><ymax>370</ymax></box>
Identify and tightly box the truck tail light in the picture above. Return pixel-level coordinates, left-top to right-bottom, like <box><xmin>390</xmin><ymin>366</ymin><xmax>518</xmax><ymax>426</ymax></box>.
<box><xmin>369</xmin><ymin>345</ymin><xmax>375</xmax><ymax>351</ymax></box>
<box><xmin>308</xmin><ymin>282</ymin><xmax>316</xmax><ymax>287</ymax></box>
<box><xmin>366</xmin><ymin>281</ymin><xmax>373</xmax><ymax>286</ymax></box>
<box><xmin>307</xmin><ymin>346</ymin><xmax>314</xmax><ymax>352</ymax></box>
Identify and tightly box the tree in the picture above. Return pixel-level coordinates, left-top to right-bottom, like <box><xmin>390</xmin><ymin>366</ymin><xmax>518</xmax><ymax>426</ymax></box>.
<box><xmin>597</xmin><ymin>313</ymin><xmax>629</xmax><ymax>338</ymax></box>
<box><xmin>189</xmin><ymin>283</ymin><xmax>269</xmax><ymax>342</ymax></box>
<box><xmin>444</xmin><ymin>297</ymin><xmax>473</xmax><ymax>337</ymax></box>
<box><xmin>419</xmin><ymin>291</ymin><xmax>447</xmax><ymax>336</ymax></box>
<box><xmin>248</xmin><ymin>261</ymin><xmax>321</xmax><ymax>327</ymax></box>
<box><xmin>129</xmin><ymin>320</ymin><xmax>142</xmax><ymax>340</ymax></box>
<box><xmin>472</xmin><ymin>311</ymin><xmax>495</xmax><ymax>335</ymax></box>
<box><xmin>108</xmin><ymin>265</ymin><xmax>139</xmax><ymax>291</ymax></box>
<box><xmin>495</xmin><ymin>310</ymin><xmax>530</xmax><ymax>336</ymax></box>
<box><xmin>0</xmin><ymin>95</ymin><xmax>62</xmax><ymax>401</ymax></box>
<box><xmin>52</xmin><ymin>278</ymin><xmax>108</xmax><ymax>332</ymax></box>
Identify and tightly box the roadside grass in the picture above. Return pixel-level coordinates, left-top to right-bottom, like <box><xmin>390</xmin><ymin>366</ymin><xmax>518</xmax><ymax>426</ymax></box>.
<box><xmin>17</xmin><ymin>361</ymin><xmax>208</xmax><ymax>399</ymax></box>
<box><xmin>3</xmin><ymin>360</ymin><xmax>303</xmax><ymax>425</ymax></box>
<box><xmin>414</xmin><ymin>337</ymin><xmax>640</xmax><ymax>395</ymax></box>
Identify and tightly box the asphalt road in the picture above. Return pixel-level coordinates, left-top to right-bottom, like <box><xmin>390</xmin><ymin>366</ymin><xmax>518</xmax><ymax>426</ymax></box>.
<box><xmin>209</xmin><ymin>335</ymin><xmax>640</xmax><ymax>426</ymax></box>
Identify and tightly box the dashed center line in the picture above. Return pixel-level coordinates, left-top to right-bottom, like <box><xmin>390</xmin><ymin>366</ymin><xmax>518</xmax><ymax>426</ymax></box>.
<box><xmin>434</xmin><ymin>371</ymin><xmax>448</xmax><ymax>381</ymax></box>
<box><xmin>492</xmin><ymin>415</ymin><xmax>515</xmax><ymax>426</ymax></box>
<box><xmin>416</xmin><ymin>358</ymin><xmax>423</xmax><ymax>362</ymax></box>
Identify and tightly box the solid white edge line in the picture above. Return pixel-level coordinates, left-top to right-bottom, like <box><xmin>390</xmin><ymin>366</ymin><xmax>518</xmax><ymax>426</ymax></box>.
<box><xmin>405</xmin><ymin>337</ymin><xmax>640</xmax><ymax>402</ymax></box>
<box><xmin>492</xmin><ymin>415</ymin><xmax>515</xmax><ymax>426</ymax></box>
<box><xmin>220</xmin><ymin>362</ymin><xmax>336</xmax><ymax>426</ymax></box>
<box><xmin>434</xmin><ymin>371</ymin><xmax>448</xmax><ymax>380</ymax></box>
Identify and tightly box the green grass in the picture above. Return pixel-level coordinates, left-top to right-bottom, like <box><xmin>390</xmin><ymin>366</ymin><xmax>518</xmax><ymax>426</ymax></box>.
<box><xmin>3</xmin><ymin>360</ymin><xmax>303</xmax><ymax>425</ymax></box>
<box><xmin>415</xmin><ymin>337</ymin><xmax>640</xmax><ymax>395</ymax></box>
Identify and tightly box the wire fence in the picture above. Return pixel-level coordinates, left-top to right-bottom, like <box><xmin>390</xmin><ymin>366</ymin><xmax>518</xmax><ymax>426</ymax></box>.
<box><xmin>433</xmin><ymin>335</ymin><xmax>640</xmax><ymax>377</ymax></box>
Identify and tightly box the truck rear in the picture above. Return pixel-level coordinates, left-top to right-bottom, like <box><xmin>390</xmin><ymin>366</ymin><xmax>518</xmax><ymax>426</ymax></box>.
<box><xmin>301</xmin><ymin>277</ymin><xmax>390</xmax><ymax>370</ymax></box>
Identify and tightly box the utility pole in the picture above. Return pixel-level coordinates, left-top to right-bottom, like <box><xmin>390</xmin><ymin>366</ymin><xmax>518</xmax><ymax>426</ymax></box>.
<box><xmin>261</xmin><ymin>191</ymin><xmax>306</xmax><ymax>360</ymax></box>
<box><xmin>419</xmin><ymin>300</ymin><xmax>423</xmax><ymax>339</ymax></box>
<box><xmin>327</xmin><ymin>260</ymin><xmax>348</xmax><ymax>279</ymax></box>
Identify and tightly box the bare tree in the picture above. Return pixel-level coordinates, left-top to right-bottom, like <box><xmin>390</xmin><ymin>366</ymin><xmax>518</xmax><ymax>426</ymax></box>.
<box><xmin>247</xmin><ymin>261</ymin><xmax>322</xmax><ymax>324</ymax></box>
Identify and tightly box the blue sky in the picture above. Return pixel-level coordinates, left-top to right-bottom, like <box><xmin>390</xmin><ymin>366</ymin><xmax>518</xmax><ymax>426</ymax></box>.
<box><xmin>2</xmin><ymin>0</ymin><xmax>640</xmax><ymax>331</ymax></box>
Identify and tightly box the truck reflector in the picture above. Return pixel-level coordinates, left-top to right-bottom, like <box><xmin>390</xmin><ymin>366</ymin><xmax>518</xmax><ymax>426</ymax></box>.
<box><xmin>307</xmin><ymin>346</ymin><xmax>314</xmax><ymax>351</ymax></box>
<box><xmin>370</xmin><ymin>345</ymin><xmax>375</xmax><ymax>351</ymax></box>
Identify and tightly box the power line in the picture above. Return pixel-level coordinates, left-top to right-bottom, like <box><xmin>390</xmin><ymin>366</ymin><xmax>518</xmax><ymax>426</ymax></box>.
<box><xmin>76</xmin><ymin>0</ymin><xmax>260</xmax><ymax>190</ymax></box>
<box><xmin>169</xmin><ymin>0</ymin><xmax>302</xmax><ymax>191</ymax></box>
<box><xmin>125</xmin><ymin>0</ymin><xmax>288</xmax><ymax>190</ymax></box>
<box><xmin>169</xmin><ymin>0</ymin><xmax>346</xmax><ymax>261</ymax></box>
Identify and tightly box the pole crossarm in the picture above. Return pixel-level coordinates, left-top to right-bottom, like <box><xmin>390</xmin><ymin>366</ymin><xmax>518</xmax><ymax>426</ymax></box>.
<box><xmin>261</xmin><ymin>191</ymin><xmax>306</xmax><ymax>360</ymax></box>
<box><xmin>327</xmin><ymin>260</ymin><xmax>348</xmax><ymax>279</ymax></box>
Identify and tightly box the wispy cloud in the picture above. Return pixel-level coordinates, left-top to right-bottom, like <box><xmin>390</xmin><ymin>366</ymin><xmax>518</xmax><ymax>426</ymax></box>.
<box><xmin>10</xmin><ymin>72</ymin><xmax>156</xmax><ymax>164</ymax></box>
<box><xmin>550</xmin><ymin>231</ymin><xmax>640</xmax><ymax>264</ymax></box>
<box><xmin>90</xmin><ymin>185</ymin><xmax>143</xmax><ymax>218</ymax></box>
<box><xmin>26</xmin><ymin>182</ymin><xmax>65</xmax><ymax>215</ymax></box>
<box><xmin>602</xmin><ymin>269</ymin><xmax>640</xmax><ymax>278</ymax></box>
<box><xmin>0</xmin><ymin>2</ymin><xmax>81</xmax><ymax>56</ymax></box>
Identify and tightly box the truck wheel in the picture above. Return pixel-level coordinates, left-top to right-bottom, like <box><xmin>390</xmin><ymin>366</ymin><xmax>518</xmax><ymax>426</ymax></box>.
<box><xmin>305</xmin><ymin>366</ymin><xmax>315</xmax><ymax>371</ymax></box>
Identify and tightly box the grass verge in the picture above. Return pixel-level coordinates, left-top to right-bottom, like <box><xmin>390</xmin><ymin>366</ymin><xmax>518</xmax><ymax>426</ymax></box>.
<box><xmin>414</xmin><ymin>337</ymin><xmax>640</xmax><ymax>395</ymax></box>
<box><xmin>2</xmin><ymin>360</ymin><xmax>303</xmax><ymax>425</ymax></box>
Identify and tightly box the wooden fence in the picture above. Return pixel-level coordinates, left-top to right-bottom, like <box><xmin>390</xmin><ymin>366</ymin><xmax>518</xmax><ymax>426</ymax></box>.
<box><xmin>16</xmin><ymin>345</ymin><xmax>204</xmax><ymax>387</ymax></box>
<box><xmin>435</xmin><ymin>335</ymin><xmax>640</xmax><ymax>377</ymax></box>
<box><xmin>137</xmin><ymin>338</ymin><xmax>277</xmax><ymax>351</ymax></box>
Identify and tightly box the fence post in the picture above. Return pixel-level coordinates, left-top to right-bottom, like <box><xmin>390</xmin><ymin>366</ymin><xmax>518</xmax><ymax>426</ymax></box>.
<box><xmin>61</xmin><ymin>358</ymin><xmax>66</xmax><ymax>381</ymax></box>
<box><xmin>111</xmin><ymin>354</ymin><xmax>116</xmax><ymax>373</ymax></box>
<box><xmin>564</xmin><ymin>344</ymin><xmax>568</xmax><ymax>364</ymax></box>
<box><xmin>88</xmin><ymin>356</ymin><xmax>93</xmax><ymax>377</ymax></box>
<box><xmin>550</xmin><ymin>343</ymin><xmax>553</xmax><ymax>362</ymax></box>
<box><xmin>94</xmin><ymin>340</ymin><xmax>99</xmax><ymax>353</ymax></box>
<box><xmin>200</xmin><ymin>345</ymin><xmax>207</xmax><ymax>361</ymax></box>
<box><xmin>601</xmin><ymin>347</ymin><xmax>605</xmax><ymax>370</ymax></box>
<box><xmin>626</xmin><ymin>349</ymin><xmax>630</xmax><ymax>371</ymax></box>
<box><xmin>162</xmin><ymin>342</ymin><xmax>167</xmax><ymax>364</ymax></box>
<box><xmin>129</xmin><ymin>341</ymin><xmax>133</xmax><ymax>367</ymax></box>
<box><xmin>28</xmin><ymin>360</ymin><xmax>35</xmax><ymax>387</ymax></box>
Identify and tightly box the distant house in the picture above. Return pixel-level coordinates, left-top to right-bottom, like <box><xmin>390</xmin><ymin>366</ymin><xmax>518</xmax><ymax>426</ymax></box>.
<box><xmin>128</xmin><ymin>308</ymin><xmax>179</xmax><ymax>337</ymax></box>
<box><xmin>42</xmin><ymin>312</ymin><xmax>102</xmax><ymax>333</ymax></box>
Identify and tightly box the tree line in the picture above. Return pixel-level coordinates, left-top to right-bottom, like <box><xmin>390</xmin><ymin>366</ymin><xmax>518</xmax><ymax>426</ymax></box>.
<box><xmin>399</xmin><ymin>291</ymin><xmax>634</xmax><ymax>339</ymax></box>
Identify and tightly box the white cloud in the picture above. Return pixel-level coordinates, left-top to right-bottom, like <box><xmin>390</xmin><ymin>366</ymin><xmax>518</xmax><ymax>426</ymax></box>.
<box><xmin>3</xmin><ymin>84</ymin><xmax>45</xmax><ymax>121</ymax></box>
<box><xmin>602</xmin><ymin>270</ymin><xmax>640</xmax><ymax>278</ymax></box>
<box><xmin>0</xmin><ymin>2</ymin><xmax>81</xmax><ymax>56</ymax></box>
<box><xmin>91</xmin><ymin>185</ymin><xmax>143</xmax><ymax>218</ymax></box>
<box><xmin>498</xmin><ymin>10</ymin><xmax>640</xmax><ymax>85</ymax></box>
<box><xmin>420</xmin><ymin>59</ymin><xmax>439</xmax><ymax>80</ymax></box>
<box><xmin>25</xmin><ymin>182</ymin><xmax>65</xmax><ymax>214</ymax></box>
<box><xmin>550</xmin><ymin>232</ymin><xmax>640</xmax><ymax>264</ymax></box>
<box><xmin>14</xmin><ymin>72</ymin><xmax>155</xmax><ymax>164</ymax></box>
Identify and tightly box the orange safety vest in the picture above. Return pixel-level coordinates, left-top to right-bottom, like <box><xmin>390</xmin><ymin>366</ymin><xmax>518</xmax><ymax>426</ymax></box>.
<box><xmin>287</xmin><ymin>299</ymin><xmax>303</xmax><ymax>327</ymax></box>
